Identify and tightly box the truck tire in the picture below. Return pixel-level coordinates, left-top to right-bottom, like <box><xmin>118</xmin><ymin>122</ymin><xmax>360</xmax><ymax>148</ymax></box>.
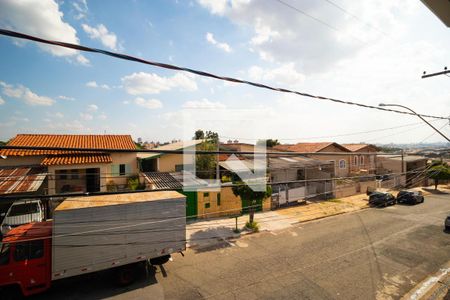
<box><xmin>150</xmin><ymin>255</ymin><xmax>171</xmax><ymax>265</ymax></box>
<box><xmin>113</xmin><ymin>263</ymin><xmax>140</xmax><ymax>286</ymax></box>
<box><xmin>1</xmin><ymin>286</ymin><xmax>22</xmax><ymax>300</ymax></box>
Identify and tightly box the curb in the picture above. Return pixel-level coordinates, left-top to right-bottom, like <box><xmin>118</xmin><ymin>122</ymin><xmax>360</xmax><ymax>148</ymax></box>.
<box><xmin>402</xmin><ymin>263</ymin><xmax>450</xmax><ymax>300</ymax></box>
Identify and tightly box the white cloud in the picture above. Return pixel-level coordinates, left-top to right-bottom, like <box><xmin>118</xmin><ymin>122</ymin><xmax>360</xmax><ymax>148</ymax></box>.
<box><xmin>134</xmin><ymin>97</ymin><xmax>163</xmax><ymax>109</ymax></box>
<box><xmin>54</xmin><ymin>112</ymin><xmax>64</xmax><ymax>118</ymax></box>
<box><xmin>82</xmin><ymin>24</ymin><xmax>118</xmax><ymax>50</ymax></box>
<box><xmin>73</xmin><ymin>0</ymin><xmax>88</xmax><ymax>20</ymax></box>
<box><xmin>76</xmin><ymin>54</ymin><xmax>90</xmax><ymax>66</ymax></box>
<box><xmin>183</xmin><ymin>98</ymin><xmax>226</xmax><ymax>109</ymax></box>
<box><xmin>57</xmin><ymin>95</ymin><xmax>75</xmax><ymax>101</ymax></box>
<box><xmin>80</xmin><ymin>112</ymin><xmax>93</xmax><ymax>120</ymax></box>
<box><xmin>0</xmin><ymin>0</ymin><xmax>89</xmax><ymax>64</ymax></box>
<box><xmin>86</xmin><ymin>81</ymin><xmax>110</xmax><ymax>89</ymax></box>
<box><xmin>1</xmin><ymin>81</ymin><xmax>55</xmax><ymax>106</ymax></box>
<box><xmin>0</xmin><ymin>97</ymin><xmax>4</xmax><ymax>105</ymax></box>
<box><xmin>98</xmin><ymin>113</ymin><xmax>107</xmax><ymax>120</ymax></box>
<box><xmin>206</xmin><ymin>32</ymin><xmax>232</xmax><ymax>52</ymax></box>
<box><xmin>197</xmin><ymin>0</ymin><xmax>228</xmax><ymax>15</ymax></box>
<box><xmin>87</xmin><ymin>104</ymin><xmax>98</xmax><ymax>112</ymax></box>
<box><xmin>198</xmin><ymin>0</ymin><xmax>411</xmax><ymax>73</ymax></box>
<box><xmin>248</xmin><ymin>63</ymin><xmax>305</xmax><ymax>87</ymax></box>
<box><xmin>122</xmin><ymin>72</ymin><xmax>198</xmax><ymax>95</ymax></box>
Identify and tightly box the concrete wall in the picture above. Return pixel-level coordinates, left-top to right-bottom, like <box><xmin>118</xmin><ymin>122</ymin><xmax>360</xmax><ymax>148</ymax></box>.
<box><xmin>0</xmin><ymin>156</ymin><xmax>44</xmax><ymax>167</ymax></box>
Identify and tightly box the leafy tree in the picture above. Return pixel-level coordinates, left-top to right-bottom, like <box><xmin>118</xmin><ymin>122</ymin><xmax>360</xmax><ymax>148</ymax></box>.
<box><xmin>195</xmin><ymin>130</ymin><xmax>219</xmax><ymax>179</ymax></box>
<box><xmin>428</xmin><ymin>163</ymin><xmax>450</xmax><ymax>190</ymax></box>
<box><xmin>257</xmin><ymin>139</ymin><xmax>280</xmax><ymax>148</ymax></box>
<box><xmin>232</xmin><ymin>181</ymin><xmax>272</xmax><ymax>224</ymax></box>
<box><xmin>194</xmin><ymin>129</ymin><xmax>205</xmax><ymax>140</ymax></box>
<box><xmin>0</xmin><ymin>141</ymin><xmax>6</xmax><ymax>146</ymax></box>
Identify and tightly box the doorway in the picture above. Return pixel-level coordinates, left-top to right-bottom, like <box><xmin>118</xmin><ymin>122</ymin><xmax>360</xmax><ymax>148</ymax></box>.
<box><xmin>86</xmin><ymin>168</ymin><xmax>100</xmax><ymax>192</ymax></box>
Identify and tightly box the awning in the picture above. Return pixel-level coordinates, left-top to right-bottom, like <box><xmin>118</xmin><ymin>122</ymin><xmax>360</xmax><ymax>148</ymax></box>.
<box><xmin>0</xmin><ymin>167</ymin><xmax>47</xmax><ymax>195</ymax></box>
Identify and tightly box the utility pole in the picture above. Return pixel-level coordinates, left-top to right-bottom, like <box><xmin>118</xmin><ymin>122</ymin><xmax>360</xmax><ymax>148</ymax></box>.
<box><xmin>421</xmin><ymin>67</ymin><xmax>450</xmax><ymax>79</ymax></box>
<box><xmin>379</xmin><ymin>103</ymin><xmax>450</xmax><ymax>143</ymax></box>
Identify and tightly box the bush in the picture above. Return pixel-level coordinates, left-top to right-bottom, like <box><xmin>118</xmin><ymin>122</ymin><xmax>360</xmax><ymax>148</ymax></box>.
<box><xmin>127</xmin><ymin>176</ymin><xmax>140</xmax><ymax>191</ymax></box>
<box><xmin>245</xmin><ymin>221</ymin><xmax>259</xmax><ymax>232</ymax></box>
<box><xmin>221</xmin><ymin>175</ymin><xmax>231</xmax><ymax>183</ymax></box>
<box><xmin>106</xmin><ymin>180</ymin><xmax>118</xmax><ymax>192</ymax></box>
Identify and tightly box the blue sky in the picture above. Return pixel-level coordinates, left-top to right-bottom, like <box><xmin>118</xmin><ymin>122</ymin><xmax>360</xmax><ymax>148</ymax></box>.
<box><xmin>0</xmin><ymin>0</ymin><xmax>449</xmax><ymax>144</ymax></box>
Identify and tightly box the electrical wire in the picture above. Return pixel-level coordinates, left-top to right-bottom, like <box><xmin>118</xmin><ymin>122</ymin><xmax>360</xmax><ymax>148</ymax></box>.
<box><xmin>0</xmin><ymin>28</ymin><xmax>448</xmax><ymax>121</ymax></box>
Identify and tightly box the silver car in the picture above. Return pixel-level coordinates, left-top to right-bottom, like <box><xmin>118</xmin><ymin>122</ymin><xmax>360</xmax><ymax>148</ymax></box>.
<box><xmin>1</xmin><ymin>199</ymin><xmax>45</xmax><ymax>235</ymax></box>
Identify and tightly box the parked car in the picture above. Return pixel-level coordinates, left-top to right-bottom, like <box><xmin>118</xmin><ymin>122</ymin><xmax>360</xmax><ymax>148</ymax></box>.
<box><xmin>396</xmin><ymin>190</ymin><xmax>424</xmax><ymax>205</ymax></box>
<box><xmin>0</xmin><ymin>199</ymin><xmax>45</xmax><ymax>235</ymax></box>
<box><xmin>445</xmin><ymin>215</ymin><xmax>450</xmax><ymax>231</ymax></box>
<box><xmin>368</xmin><ymin>192</ymin><xmax>396</xmax><ymax>207</ymax></box>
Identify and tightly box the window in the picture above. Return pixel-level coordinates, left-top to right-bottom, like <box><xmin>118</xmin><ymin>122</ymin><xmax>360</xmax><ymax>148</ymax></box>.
<box><xmin>175</xmin><ymin>164</ymin><xmax>184</xmax><ymax>172</ymax></box>
<box><xmin>9</xmin><ymin>203</ymin><xmax>39</xmax><ymax>216</ymax></box>
<box><xmin>353</xmin><ymin>156</ymin><xmax>358</xmax><ymax>166</ymax></box>
<box><xmin>217</xmin><ymin>193</ymin><xmax>221</xmax><ymax>206</ymax></box>
<box><xmin>71</xmin><ymin>169</ymin><xmax>79</xmax><ymax>179</ymax></box>
<box><xmin>59</xmin><ymin>170</ymin><xmax>67</xmax><ymax>180</ymax></box>
<box><xmin>14</xmin><ymin>240</ymin><xmax>44</xmax><ymax>261</ymax></box>
<box><xmin>360</xmin><ymin>156</ymin><xmax>364</xmax><ymax>166</ymax></box>
<box><xmin>339</xmin><ymin>159</ymin><xmax>346</xmax><ymax>169</ymax></box>
<box><xmin>296</xmin><ymin>169</ymin><xmax>305</xmax><ymax>180</ymax></box>
<box><xmin>203</xmin><ymin>192</ymin><xmax>209</xmax><ymax>197</ymax></box>
<box><xmin>204</xmin><ymin>203</ymin><xmax>210</xmax><ymax>209</ymax></box>
<box><xmin>119</xmin><ymin>164</ymin><xmax>126</xmax><ymax>176</ymax></box>
<box><xmin>0</xmin><ymin>244</ymin><xmax>10</xmax><ymax>266</ymax></box>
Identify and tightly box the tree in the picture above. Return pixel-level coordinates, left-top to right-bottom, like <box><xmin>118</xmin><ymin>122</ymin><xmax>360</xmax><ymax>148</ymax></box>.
<box><xmin>194</xmin><ymin>129</ymin><xmax>205</xmax><ymax>140</ymax></box>
<box><xmin>195</xmin><ymin>130</ymin><xmax>219</xmax><ymax>179</ymax></box>
<box><xmin>256</xmin><ymin>139</ymin><xmax>280</xmax><ymax>148</ymax></box>
<box><xmin>428</xmin><ymin>163</ymin><xmax>450</xmax><ymax>190</ymax></box>
<box><xmin>232</xmin><ymin>181</ymin><xmax>272</xmax><ymax>225</ymax></box>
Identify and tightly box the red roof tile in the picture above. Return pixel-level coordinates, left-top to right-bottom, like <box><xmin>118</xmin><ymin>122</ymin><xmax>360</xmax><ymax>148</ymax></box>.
<box><xmin>274</xmin><ymin>142</ymin><xmax>350</xmax><ymax>153</ymax></box>
<box><xmin>342</xmin><ymin>144</ymin><xmax>378</xmax><ymax>152</ymax></box>
<box><xmin>1</xmin><ymin>134</ymin><xmax>136</xmax><ymax>156</ymax></box>
<box><xmin>41</xmin><ymin>154</ymin><xmax>112</xmax><ymax>166</ymax></box>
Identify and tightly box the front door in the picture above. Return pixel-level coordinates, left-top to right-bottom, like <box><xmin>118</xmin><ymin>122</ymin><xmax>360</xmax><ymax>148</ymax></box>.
<box><xmin>86</xmin><ymin>168</ymin><xmax>100</xmax><ymax>192</ymax></box>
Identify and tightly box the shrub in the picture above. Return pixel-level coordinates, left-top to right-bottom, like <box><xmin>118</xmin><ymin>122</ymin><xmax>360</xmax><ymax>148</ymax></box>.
<box><xmin>127</xmin><ymin>176</ymin><xmax>140</xmax><ymax>191</ymax></box>
<box><xmin>245</xmin><ymin>221</ymin><xmax>259</xmax><ymax>232</ymax></box>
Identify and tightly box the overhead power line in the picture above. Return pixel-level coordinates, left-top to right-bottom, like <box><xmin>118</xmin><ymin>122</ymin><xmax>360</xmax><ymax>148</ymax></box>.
<box><xmin>322</xmin><ymin>0</ymin><xmax>389</xmax><ymax>37</ymax></box>
<box><xmin>0</xmin><ymin>28</ymin><xmax>448</xmax><ymax>121</ymax></box>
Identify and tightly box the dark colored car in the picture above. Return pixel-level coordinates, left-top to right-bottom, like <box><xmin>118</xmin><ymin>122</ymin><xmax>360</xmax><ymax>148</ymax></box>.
<box><xmin>368</xmin><ymin>192</ymin><xmax>396</xmax><ymax>207</ymax></box>
<box><xmin>396</xmin><ymin>190</ymin><xmax>424</xmax><ymax>205</ymax></box>
<box><xmin>445</xmin><ymin>215</ymin><xmax>450</xmax><ymax>231</ymax></box>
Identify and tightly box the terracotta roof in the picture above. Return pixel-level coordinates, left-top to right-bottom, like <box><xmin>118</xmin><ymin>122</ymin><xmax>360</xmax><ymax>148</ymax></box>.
<box><xmin>0</xmin><ymin>166</ymin><xmax>47</xmax><ymax>195</ymax></box>
<box><xmin>41</xmin><ymin>154</ymin><xmax>112</xmax><ymax>166</ymax></box>
<box><xmin>1</xmin><ymin>134</ymin><xmax>136</xmax><ymax>156</ymax></box>
<box><xmin>3</xmin><ymin>221</ymin><xmax>52</xmax><ymax>244</ymax></box>
<box><xmin>274</xmin><ymin>142</ymin><xmax>350</xmax><ymax>153</ymax></box>
<box><xmin>342</xmin><ymin>144</ymin><xmax>378</xmax><ymax>152</ymax></box>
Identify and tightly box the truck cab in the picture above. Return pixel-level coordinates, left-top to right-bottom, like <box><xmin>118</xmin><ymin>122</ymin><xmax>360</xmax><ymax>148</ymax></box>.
<box><xmin>0</xmin><ymin>221</ymin><xmax>52</xmax><ymax>298</ymax></box>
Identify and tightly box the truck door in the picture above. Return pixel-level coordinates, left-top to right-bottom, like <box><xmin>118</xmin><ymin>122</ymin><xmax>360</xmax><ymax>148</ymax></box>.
<box><xmin>12</xmin><ymin>239</ymin><xmax>49</xmax><ymax>293</ymax></box>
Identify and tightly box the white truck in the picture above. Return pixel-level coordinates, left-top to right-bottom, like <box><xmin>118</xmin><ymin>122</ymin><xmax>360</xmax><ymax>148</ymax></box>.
<box><xmin>0</xmin><ymin>191</ymin><xmax>186</xmax><ymax>298</ymax></box>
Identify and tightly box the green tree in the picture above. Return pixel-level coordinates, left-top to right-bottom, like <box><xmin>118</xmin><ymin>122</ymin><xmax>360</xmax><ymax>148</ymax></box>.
<box><xmin>428</xmin><ymin>163</ymin><xmax>450</xmax><ymax>190</ymax></box>
<box><xmin>195</xmin><ymin>130</ymin><xmax>219</xmax><ymax>179</ymax></box>
<box><xmin>257</xmin><ymin>139</ymin><xmax>280</xmax><ymax>148</ymax></box>
<box><xmin>194</xmin><ymin>129</ymin><xmax>205</xmax><ymax>140</ymax></box>
<box><xmin>232</xmin><ymin>181</ymin><xmax>272</xmax><ymax>224</ymax></box>
<box><xmin>0</xmin><ymin>141</ymin><xmax>6</xmax><ymax>146</ymax></box>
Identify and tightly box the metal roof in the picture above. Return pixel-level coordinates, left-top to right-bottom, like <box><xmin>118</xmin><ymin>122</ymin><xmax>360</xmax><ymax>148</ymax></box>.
<box><xmin>137</xmin><ymin>140</ymin><xmax>203</xmax><ymax>159</ymax></box>
<box><xmin>0</xmin><ymin>166</ymin><xmax>47</xmax><ymax>195</ymax></box>
<box><xmin>268</xmin><ymin>156</ymin><xmax>332</xmax><ymax>170</ymax></box>
<box><xmin>142</xmin><ymin>171</ymin><xmax>209</xmax><ymax>190</ymax></box>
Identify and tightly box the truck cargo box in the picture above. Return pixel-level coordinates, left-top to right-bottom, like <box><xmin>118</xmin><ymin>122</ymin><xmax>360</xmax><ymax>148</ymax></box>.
<box><xmin>52</xmin><ymin>191</ymin><xmax>186</xmax><ymax>280</ymax></box>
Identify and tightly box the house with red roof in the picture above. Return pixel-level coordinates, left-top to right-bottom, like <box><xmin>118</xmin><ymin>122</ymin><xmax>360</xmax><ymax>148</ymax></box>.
<box><xmin>0</xmin><ymin>134</ymin><xmax>138</xmax><ymax>194</ymax></box>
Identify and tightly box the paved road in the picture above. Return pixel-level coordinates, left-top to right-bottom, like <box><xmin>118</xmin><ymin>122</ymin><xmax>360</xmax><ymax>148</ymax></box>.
<box><xmin>33</xmin><ymin>193</ymin><xmax>450</xmax><ymax>300</ymax></box>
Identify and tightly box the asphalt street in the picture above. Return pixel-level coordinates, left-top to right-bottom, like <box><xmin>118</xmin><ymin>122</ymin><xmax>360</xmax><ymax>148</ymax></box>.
<box><xmin>33</xmin><ymin>193</ymin><xmax>450</xmax><ymax>300</ymax></box>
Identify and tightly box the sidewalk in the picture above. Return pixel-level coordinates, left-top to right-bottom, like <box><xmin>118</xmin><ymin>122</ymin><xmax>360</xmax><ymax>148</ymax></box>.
<box><xmin>187</xmin><ymin>192</ymin><xmax>370</xmax><ymax>250</ymax></box>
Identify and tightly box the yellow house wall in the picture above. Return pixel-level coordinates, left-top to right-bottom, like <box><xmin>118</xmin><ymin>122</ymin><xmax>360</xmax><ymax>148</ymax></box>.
<box><xmin>196</xmin><ymin>186</ymin><xmax>271</xmax><ymax>219</ymax></box>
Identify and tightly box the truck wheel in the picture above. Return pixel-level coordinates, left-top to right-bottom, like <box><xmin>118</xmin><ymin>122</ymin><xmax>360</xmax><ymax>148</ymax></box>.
<box><xmin>150</xmin><ymin>255</ymin><xmax>171</xmax><ymax>265</ymax></box>
<box><xmin>114</xmin><ymin>263</ymin><xmax>139</xmax><ymax>286</ymax></box>
<box><xmin>1</xmin><ymin>286</ymin><xmax>22</xmax><ymax>300</ymax></box>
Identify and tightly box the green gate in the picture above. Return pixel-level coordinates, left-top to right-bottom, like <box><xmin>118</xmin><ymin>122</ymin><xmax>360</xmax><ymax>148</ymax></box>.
<box><xmin>181</xmin><ymin>191</ymin><xmax>198</xmax><ymax>220</ymax></box>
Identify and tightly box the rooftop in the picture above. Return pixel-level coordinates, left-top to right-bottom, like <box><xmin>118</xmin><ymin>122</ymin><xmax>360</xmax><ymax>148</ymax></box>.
<box><xmin>342</xmin><ymin>144</ymin><xmax>378</xmax><ymax>152</ymax></box>
<box><xmin>274</xmin><ymin>142</ymin><xmax>350</xmax><ymax>153</ymax></box>
<box><xmin>138</xmin><ymin>140</ymin><xmax>203</xmax><ymax>159</ymax></box>
<box><xmin>1</xmin><ymin>134</ymin><xmax>136</xmax><ymax>156</ymax></box>
<box><xmin>0</xmin><ymin>166</ymin><xmax>47</xmax><ymax>195</ymax></box>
